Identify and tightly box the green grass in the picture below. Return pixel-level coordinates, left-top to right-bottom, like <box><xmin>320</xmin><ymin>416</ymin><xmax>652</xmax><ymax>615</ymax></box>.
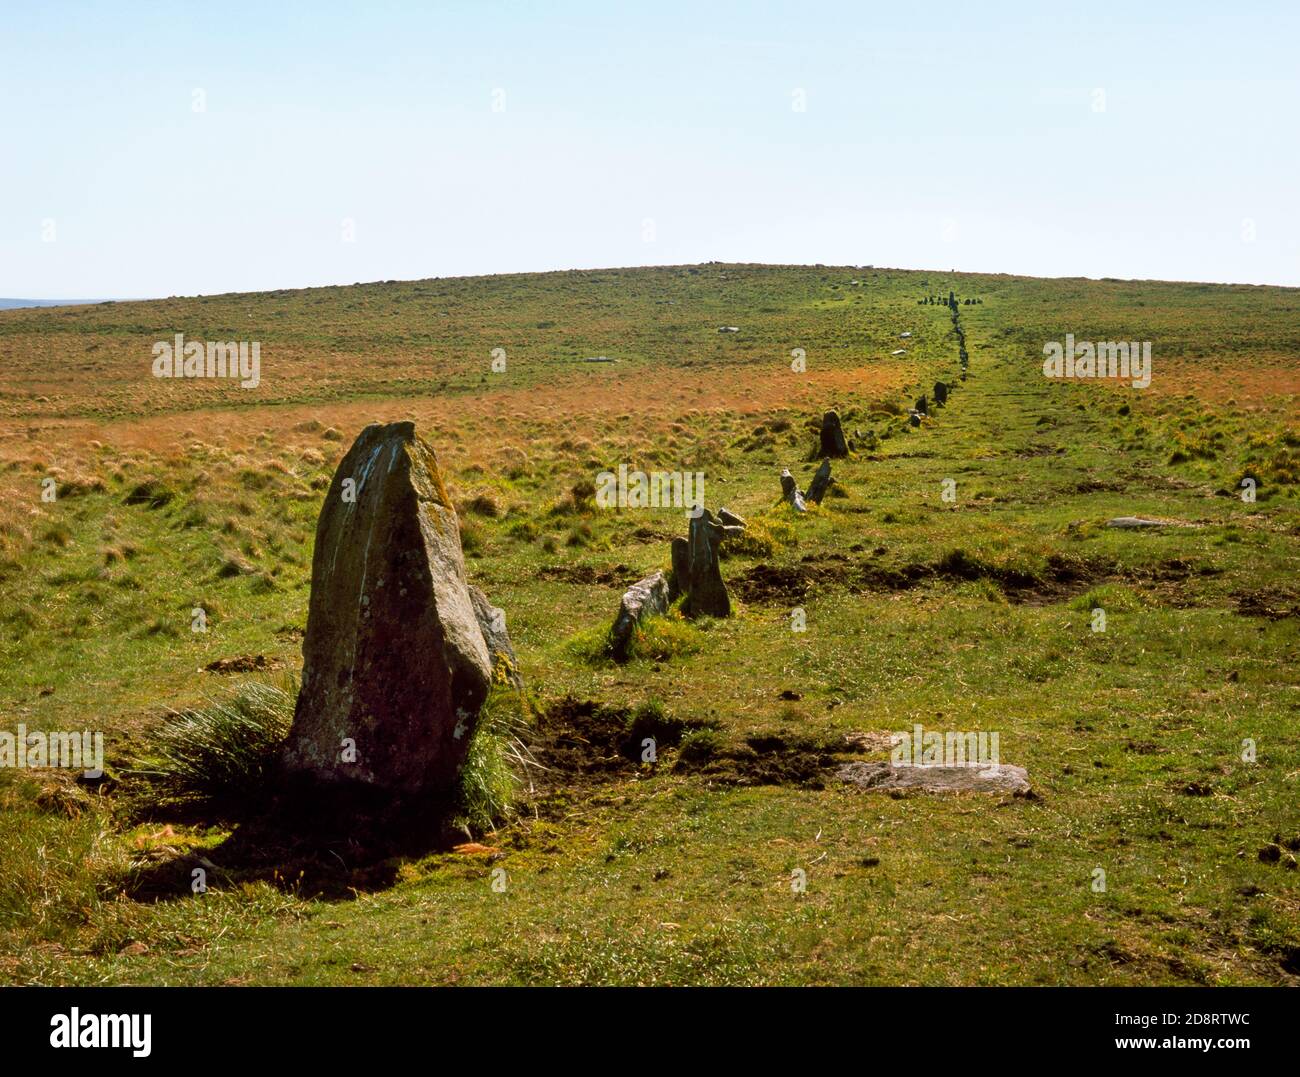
<box><xmin>0</xmin><ymin>263</ymin><xmax>1297</xmax><ymax>985</ymax></box>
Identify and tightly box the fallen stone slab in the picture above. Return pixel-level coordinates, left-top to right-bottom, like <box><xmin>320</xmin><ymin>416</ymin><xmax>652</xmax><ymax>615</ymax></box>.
<box><xmin>838</xmin><ymin>761</ymin><xmax>1031</xmax><ymax>795</ymax></box>
<box><xmin>609</xmin><ymin>570</ymin><xmax>672</xmax><ymax>658</ymax></box>
<box><xmin>717</xmin><ymin>507</ymin><xmax>746</xmax><ymax>529</ymax></box>
<box><xmin>717</xmin><ymin>326</ymin><xmax>740</xmax><ymax>333</ymax></box>
<box><xmin>1106</xmin><ymin>516</ymin><xmax>1192</xmax><ymax>529</ymax></box>
<box><xmin>203</xmin><ymin>654</ymin><xmax>284</xmax><ymax>675</ymax></box>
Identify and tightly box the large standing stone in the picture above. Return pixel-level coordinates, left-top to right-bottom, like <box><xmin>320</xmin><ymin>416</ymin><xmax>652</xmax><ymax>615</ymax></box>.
<box><xmin>933</xmin><ymin>381</ymin><xmax>949</xmax><ymax>406</ymax></box>
<box><xmin>819</xmin><ymin>411</ymin><xmax>849</xmax><ymax>458</ymax></box>
<box><xmin>609</xmin><ymin>571</ymin><xmax>672</xmax><ymax>658</ymax></box>
<box><xmin>282</xmin><ymin>421</ymin><xmax>493</xmax><ymax>807</ymax></box>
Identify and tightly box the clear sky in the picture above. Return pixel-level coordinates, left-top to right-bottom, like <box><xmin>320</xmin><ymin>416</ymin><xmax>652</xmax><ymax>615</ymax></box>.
<box><xmin>3</xmin><ymin>0</ymin><xmax>1297</xmax><ymax>298</ymax></box>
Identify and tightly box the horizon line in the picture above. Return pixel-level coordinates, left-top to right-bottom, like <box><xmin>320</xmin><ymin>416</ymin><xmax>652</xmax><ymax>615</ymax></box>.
<box><xmin>6</xmin><ymin>259</ymin><xmax>1299</xmax><ymax>308</ymax></box>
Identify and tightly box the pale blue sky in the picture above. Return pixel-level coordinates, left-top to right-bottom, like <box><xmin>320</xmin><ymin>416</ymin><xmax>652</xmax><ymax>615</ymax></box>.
<box><xmin>3</xmin><ymin>0</ymin><xmax>1297</xmax><ymax>297</ymax></box>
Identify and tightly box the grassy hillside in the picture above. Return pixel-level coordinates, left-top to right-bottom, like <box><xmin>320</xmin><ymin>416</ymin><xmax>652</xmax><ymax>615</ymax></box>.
<box><xmin>1</xmin><ymin>264</ymin><xmax>1297</xmax><ymax>985</ymax></box>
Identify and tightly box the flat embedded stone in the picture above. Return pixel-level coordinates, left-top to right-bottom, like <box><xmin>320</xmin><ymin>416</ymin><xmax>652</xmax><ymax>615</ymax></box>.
<box><xmin>838</xmin><ymin>761</ymin><xmax>1031</xmax><ymax>795</ymax></box>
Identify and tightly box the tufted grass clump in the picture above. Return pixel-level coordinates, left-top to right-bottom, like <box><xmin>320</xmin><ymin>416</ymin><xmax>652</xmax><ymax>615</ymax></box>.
<box><xmin>456</xmin><ymin>689</ymin><xmax>537</xmax><ymax>831</ymax></box>
<box><xmin>720</xmin><ymin>512</ymin><xmax>797</xmax><ymax>559</ymax></box>
<box><xmin>149</xmin><ymin>681</ymin><xmax>295</xmax><ymax>808</ymax></box>
<box><xmin>620</xmin><ymin>613</ymin><xmax>705</xmax><ymax>662</ymax></box>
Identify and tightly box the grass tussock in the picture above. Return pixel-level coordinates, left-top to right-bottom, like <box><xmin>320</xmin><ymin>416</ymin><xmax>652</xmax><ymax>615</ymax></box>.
<box><xmin>720</xmin><ymin>513</ymin><xmax>797</xmax><ymax>559</ymax></box>
<box><xmin>0</xmin><ymin>784</ymin><xmax>123</xmax><ymax>941</ymax></box>
<box><xmin>149</xmin><ymin>681</ymin><xmax>295</xmax><ymax>808</ymax></box>
<box><xmin>456</xmin><ymin>689</ymin><xmax>537</xmax><ymax>831</ymax></box>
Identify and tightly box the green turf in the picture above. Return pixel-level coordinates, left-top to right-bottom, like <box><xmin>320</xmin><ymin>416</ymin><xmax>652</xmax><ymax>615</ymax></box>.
<box><xmin>1</xmin><ymin>264</ymin><xmax>1296</xmax><ymax>984</ymax></box>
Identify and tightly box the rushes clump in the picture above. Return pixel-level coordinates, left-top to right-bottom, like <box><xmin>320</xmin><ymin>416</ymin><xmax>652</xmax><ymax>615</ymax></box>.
<box><xmin>151</xmin><ymin>681</ymin><xmax>294</xmax><ymax>807</ymax></box>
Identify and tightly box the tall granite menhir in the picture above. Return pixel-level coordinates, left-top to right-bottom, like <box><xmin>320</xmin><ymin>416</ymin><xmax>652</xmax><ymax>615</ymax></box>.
<box><xmin>282</xmin><ymin>421</ymin><xmax>493</xmax><ymax>809</ymax></box>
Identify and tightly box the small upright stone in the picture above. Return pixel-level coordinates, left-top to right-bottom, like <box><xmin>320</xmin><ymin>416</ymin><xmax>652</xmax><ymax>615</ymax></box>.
<box><xmin>670</xmin><ymin>537</ymin><xmax>690</xmax><ymax>601</ymax></box>
<box><xmin>819</xmin><ymin>411</ymin><xmax>849</xmax><ymax>458</ymax></box>
<box><xmin>683</xmin><ymin>510</ymin><xmax>730</xmax><ymax>618</ymax></box>
<box><xmin>805</xmin><ymin>458</ymin><xmax>833</xmax><ymax>504</ymax></box>
<box><xmin>933</xmin><ymin>381</ymin><xmax>949</xmax><ymax>406</ymax></box>
<box><xmin>780</xmin><ymin>469</ymin><xmax>808</xmax><ymax>512</ymax></box>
